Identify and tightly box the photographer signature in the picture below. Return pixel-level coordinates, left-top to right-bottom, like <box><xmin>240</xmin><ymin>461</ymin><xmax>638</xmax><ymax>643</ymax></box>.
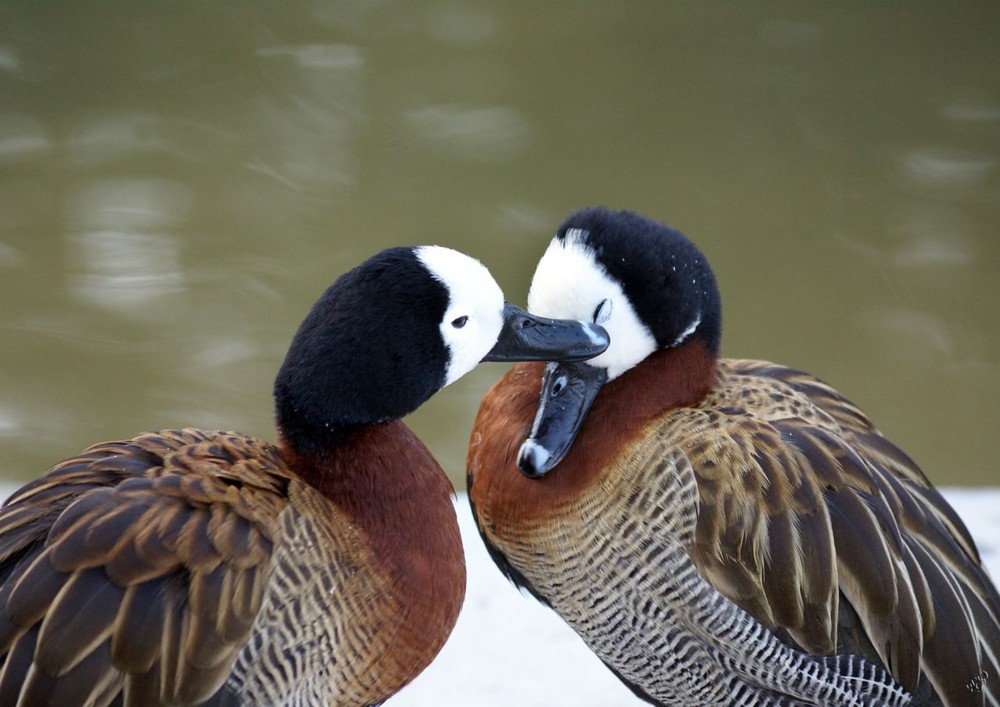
<box><xmin>967</xmin><ymin>669</ymin><xmax>990</xmax><ymax>693</ymax></box>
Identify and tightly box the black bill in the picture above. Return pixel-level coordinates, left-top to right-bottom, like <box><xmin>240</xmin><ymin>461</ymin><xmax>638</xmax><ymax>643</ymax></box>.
<box><xmin>483</xmin><ymin>303</ymin><xmax>609</xmax><ymax>363</ymax></box>
<box><xmin>516</xmin><ymin>360</ymin><xmax>608</xmax><ymax>478</ymax></box>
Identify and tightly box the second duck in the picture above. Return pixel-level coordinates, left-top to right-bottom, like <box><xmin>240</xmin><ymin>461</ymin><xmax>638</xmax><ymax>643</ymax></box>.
<box><xmin>468</xmin><ymin>207</ymin><xmax>1000</xmax><ymax>706</ymax></box>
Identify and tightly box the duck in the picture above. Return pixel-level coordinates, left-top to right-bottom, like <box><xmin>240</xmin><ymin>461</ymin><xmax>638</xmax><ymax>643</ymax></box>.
<box><xmin>0</xmin><ymin>244</ymin><xmax>609</xmax><ymax>707</ymax></box>
<box><xmin>467</xmin><ymin>207</ymin><xmax>1000</xmax><ymax>706</ymax></box>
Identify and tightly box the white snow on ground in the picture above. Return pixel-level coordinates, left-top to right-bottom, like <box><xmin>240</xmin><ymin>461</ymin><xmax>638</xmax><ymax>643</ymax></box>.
<box><xmin>0</xmin><ymin>484</ymin><xmax>995</xmax><ymax>705</ymax></box>
<box><xmin>395</xmin><ymin>489</ymin><xmax>1000</xmax><ymax>706</ymax></box>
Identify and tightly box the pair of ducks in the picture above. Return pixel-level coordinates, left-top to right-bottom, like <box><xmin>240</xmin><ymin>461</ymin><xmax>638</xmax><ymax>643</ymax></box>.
<box><xmin>0</xmin><ymin>208</ymin><xmax>996</xmax><ymax>706</ymax></box>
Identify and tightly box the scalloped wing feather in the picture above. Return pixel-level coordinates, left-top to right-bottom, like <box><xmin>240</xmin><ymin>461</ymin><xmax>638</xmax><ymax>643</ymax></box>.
<box><xmin>0</xmin><ymin>429</ymin><xmax>290</xmax><ymax>707</ymax></box>
<box><xmin>684</xmin><ymin>359</ymin><xmax>1000</xmax><ymax>702</ymax></box>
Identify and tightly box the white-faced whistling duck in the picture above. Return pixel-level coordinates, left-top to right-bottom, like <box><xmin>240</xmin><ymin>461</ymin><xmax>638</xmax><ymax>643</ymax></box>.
<box><xmin>0</xmin><ymin>245</ymin><xmax>609</xmax><ymax>706</ymax></box>
<box><xmin>467</xmin><ymin>207</ymin><xmax>1000</xmax><ymax>706</ymax></box>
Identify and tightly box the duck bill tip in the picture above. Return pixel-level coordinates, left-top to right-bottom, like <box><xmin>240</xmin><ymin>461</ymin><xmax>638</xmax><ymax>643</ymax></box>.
<box><xmin>515</xmin><ymin>360</ymin><xmax>607</xmax><ymax>479</ymax></box>
<box><xmin>482</xmin><ymin>303</ymin><xmax>609</xmax><ymax>363</ymax></box>
<box><xmin>517</xmin><ymin>439</ymin><xmax>555</xmax><ymax>478</ymax></box>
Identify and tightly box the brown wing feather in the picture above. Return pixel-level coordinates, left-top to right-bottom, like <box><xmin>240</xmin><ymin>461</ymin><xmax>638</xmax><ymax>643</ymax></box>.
<box><xmin>0</xmin><ymin>428</ymin><xmax>290</xmax><ymax>707</ymax></box>
<box><xmin>684</xmin><ymin>359</ymin><xmax>1000</xmax><ymax>702</ymax></box>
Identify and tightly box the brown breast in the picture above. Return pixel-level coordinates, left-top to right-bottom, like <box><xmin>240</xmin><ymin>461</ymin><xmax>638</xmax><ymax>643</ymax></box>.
<box><xmin>283</xmin><ymin>420</ymin><xmax>466</xmax><ymax>703</ymax></box>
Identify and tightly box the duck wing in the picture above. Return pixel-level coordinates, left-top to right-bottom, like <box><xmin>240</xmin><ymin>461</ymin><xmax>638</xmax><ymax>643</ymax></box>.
<box><xmin>684</xmin><ymin>359</ymin><xmax>1000</xmax><ymax>704</ymax></box>
<box><xmin>0</xmin><ymin>428</ymin><xmax>288</xmax><ymax>707</ymax></box>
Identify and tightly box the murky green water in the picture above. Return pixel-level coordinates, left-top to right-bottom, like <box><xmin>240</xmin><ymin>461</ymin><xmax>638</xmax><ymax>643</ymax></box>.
<box><xmin>1</xmin><ymin>3</ymin><xmax>998</xmax><ymax>488</ymax></box>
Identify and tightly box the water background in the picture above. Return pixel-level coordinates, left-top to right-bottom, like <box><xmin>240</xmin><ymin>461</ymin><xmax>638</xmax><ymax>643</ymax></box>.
<box><xmin>1</xmin><ymin>3</ymin><xmax>998</xmax><ymax>486</ymax></box>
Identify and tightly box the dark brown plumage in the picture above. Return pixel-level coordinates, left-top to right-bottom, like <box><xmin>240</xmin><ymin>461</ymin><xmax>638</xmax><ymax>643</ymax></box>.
<box><xmin>468</xmin><ymin>207</ymin><xmax>1000</xmax><ymax>705</ymax></box>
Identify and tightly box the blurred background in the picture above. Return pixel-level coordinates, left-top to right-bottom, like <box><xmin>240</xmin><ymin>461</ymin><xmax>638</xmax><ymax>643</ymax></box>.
<box><xmin>1</xmin><ymin>2</ymin><xmax>997</xmax><ymax>488</ymax></box>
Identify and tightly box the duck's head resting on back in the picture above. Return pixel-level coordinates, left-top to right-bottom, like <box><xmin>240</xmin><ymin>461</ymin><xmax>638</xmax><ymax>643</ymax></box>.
<box><xmin>275</xmin><ymin>244</ymin><xmax>610</xmax><ymax>457</ymax></box>
<box><xmin>518</xmin><ymin>207</ymin><xmax>720</xmax><ymax>476</ymax></box>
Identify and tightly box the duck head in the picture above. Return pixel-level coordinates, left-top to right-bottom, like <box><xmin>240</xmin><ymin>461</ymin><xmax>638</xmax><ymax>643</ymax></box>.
<box><xmin>274</xmin><ymin>245</ymin><xmax>609</xmax><ymax>455</ymax></box>
<box><xmin>517</xmin><ymin>207</ymin><xmax>722</xmax><ymax>477</ymax></box>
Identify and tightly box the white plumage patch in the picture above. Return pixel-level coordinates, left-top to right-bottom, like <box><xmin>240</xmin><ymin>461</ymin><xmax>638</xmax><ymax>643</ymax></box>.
<box><xmin>527</xmin><ymin>231</ymin><xmax>656</xmax><ymax>382</ymax></box>
<box><xmin>415</xmin><ymin>246</ymin><xmax>505</xmax><ymax>386</ymax></box>
<box><xmin>672</xmin><ymin>314</ymin><xmax>701</xmax><ymax>347</ymax></box>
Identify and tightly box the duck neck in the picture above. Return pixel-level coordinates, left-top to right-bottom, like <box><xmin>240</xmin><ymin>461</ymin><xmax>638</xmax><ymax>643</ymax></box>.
<box><xmin>277</xmin><ymin>420</ymin><xmax>459</xmax><ymax>563</ymax></box>
<box><xmin>273</xmin><ymin>399</ymin><xmax>364</xmax><ymax>464</ymax></box>
<box><xmin>556</xmin><ymin>334</ymin><xmax>719</xmax><ymax>486</ymax></box>
<box><xmin>271</xmin><ymin>335</ymin><xmax>432</xmax><ymax>465</ymax></box>
<box><xmin>468</xmin><ymin>334</ymin><xmax>720</xmax><ymax>521</ymax></box>
<box><xmin>279</xmin><ymin>422</ymin><xmax>421</xmax><ymax>497</ymax></box>
<box><xmin>593</xmin><ymin>334</ymin><xmax>719</xmax><ymax>440</ymax></box>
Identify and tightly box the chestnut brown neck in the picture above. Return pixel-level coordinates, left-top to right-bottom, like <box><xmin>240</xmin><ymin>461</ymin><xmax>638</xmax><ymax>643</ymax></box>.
<box><xmin>469</xmin><ymin>337</ymin><xmax>719</xmax><ymax>519</ymax></box>
<box><xmin>279</xmin><ymin>421</ymin><xmax>464</xmax><ymax>586</ymax></box>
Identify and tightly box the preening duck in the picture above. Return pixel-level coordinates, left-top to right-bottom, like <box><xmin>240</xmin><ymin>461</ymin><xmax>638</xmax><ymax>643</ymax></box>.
<box><xmin>467</xmin><ymin>207</ymin><xmax>1000</xmax><ymax>706</ymax></box>
<box><xmin>0</xmin><ymin>245</ymin><xmax>609</xmax><ymax>707</ymax></box>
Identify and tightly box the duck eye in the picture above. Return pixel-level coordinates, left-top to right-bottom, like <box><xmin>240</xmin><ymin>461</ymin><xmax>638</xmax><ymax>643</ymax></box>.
<box><xmin>593</xmin><ymin>299</ymin><xmax>612</xmax><ymax>324</ymax></box>
<box><xmin>451</xmin><ymin>315</ymin><xmax>469</xmax><ymax>329</ymax></box>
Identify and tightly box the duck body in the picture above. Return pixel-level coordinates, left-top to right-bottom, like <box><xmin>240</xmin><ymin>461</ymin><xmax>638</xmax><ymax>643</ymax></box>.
<box><xmin>0</xmin><ymin>245</ymin><xmax>609</xmax><ymax>706</ymax></box>
<box><xmin>467</xmin><ymin>208</ymin><xmax>1000</xmax><ymax>706</ymax></box>
<box><xmin>0</xmin><ymin>424</ymin><xmax>462</xmax><ymax>706</ymax></box>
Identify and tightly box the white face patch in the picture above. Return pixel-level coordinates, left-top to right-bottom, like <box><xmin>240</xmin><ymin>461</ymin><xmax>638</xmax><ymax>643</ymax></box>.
<box><xmin>415</xmin><ymin>246</ymin><xmax>505</xmax><ymax>386</ymax></box>
<box><xmin>527</xmin><ymin>231</ymin><xmax>657</xmax><ymax>381</ymax></box>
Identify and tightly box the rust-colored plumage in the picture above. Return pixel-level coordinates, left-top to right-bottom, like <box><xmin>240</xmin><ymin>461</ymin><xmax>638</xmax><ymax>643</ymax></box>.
<box><xmin>468</xmin><ymin>207</ymin><xmax>1000</xmax><ymax>705</ymax></box>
